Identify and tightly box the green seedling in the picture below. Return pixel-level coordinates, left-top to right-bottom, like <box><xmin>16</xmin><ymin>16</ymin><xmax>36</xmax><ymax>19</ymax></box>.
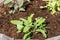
<box><xmin>40</xmin><ymin>0</ymin><xmax>60</xmax><ymax>15</ymax></box>
<box><xmin>11</xmin><ymin>14</ymin><xmax>47</xmax><ymax>40</ymax></box>
<box><xmin>4</xmin><ymin>0</ymin><xmax>30</xmax><ymax>14</ymax></box>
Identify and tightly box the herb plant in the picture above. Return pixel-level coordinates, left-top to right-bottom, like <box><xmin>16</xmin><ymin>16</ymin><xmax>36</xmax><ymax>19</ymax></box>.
<box><xmin>10</xmin><ymin>14</ymin><xmax>47</xmax><ymax>40</ymax></box>
<box><xmin>40</xmin><ymin>0</ymin><xmax>60</xmax><ymax>14</ymax></box>
<box><xmin>4</xmin><ymin>0</ymin><xmax>30</xmax><ymax>14</ymax></box>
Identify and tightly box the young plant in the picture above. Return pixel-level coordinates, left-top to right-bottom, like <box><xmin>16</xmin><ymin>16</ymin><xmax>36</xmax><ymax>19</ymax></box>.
<box><xmin>4</xmin><ymin>0</ymin><xmax>30</xmax><ymax>14</ymax></box>
<box><xmin>10</xmin><ymin>14</ymin><xmax>47</xmax><ymax>40</ymax></box>
<box><xmin>40</xmin><ymin>0</ymin><xmax>60</xmax><ymax>15</ymax></box>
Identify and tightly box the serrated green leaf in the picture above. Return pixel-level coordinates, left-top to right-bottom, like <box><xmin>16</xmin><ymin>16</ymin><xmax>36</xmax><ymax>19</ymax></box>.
<box><xmin>23</xmin><ymin>26</ymin><xmax>30</xmax><ymax>32</ymax></box>
<box><xmin>20</xmin><ymin>14</ymin><xmax>34</xmax><ymax>27</ymax></box>
<box><xmin>36</xmin><ymin>29</ymin><xmax>47</xmax><ymax>38</ymax></box>
<box><xmin>17</xmin><ymin>24</ymin><xmax>23</xmax><ymax>33</ymax></box>
<box><xmin>39</xmin><ymin>24</ymin><xmax>46</xmax><ymax>29</ymax></box>
<box><xmin>34</xmin><ymin>17</ymin><xmax>45</xmax><ymax>27</ymax></box>
<box><xmin>23</xmin><ymin>32</ymin><xmax>31</xmax><ymax>40</ymax></box>
<box><xmin>20</xmin><ymin>18</ymin><xmax>26</xmax><ymax>22</ymax></box>
<box><xmin>10</xmin><ymin>20</ymin><xmax>23</xmax><ymax>25</ymax></box>
<box><xmin>28</xmin><ymin>14</ymin><xmax>34</xmax><ymax>22</ymax></box>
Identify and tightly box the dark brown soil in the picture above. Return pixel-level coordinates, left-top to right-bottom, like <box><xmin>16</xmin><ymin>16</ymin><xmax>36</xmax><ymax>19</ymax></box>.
<box><xmin>0</xmin><ymin>0</ymin><xmax>60</xmax><ymax>40</ymax></box>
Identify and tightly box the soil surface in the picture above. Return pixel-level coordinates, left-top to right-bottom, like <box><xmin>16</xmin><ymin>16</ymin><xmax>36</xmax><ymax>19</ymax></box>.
<box><xmin>0</xmin><ymin>0</ymin><xmax>60</xmax><ymax>40</ymax></box>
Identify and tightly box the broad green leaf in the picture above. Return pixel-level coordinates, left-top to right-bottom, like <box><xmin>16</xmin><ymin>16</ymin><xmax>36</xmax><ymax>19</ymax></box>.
<box><xmin>17</xmin><ymin>24</ymin><xmax>23</xmax><ymax>33</ymax></box>
<box><xmin>37</xmin><ymin>18</ymin><xmax>45</xmax><ymax>26</ymax></box>
<box><xmin>23</xmin><ymin>26</ymin><xmax>30</xmax><ymax>32</ymax></box>
<box><xmin>51</xmin><ymin>9</ymin><xmax>56</xmax><ymax>15</ymax></box>
<box><xmin>4</xmin><ymin>0</ymin><xmax>12</xmax><ymax>4</ymax></box>
<box><xmin>23</xmin><ymin>32</ymin><xmax>31</xmax><ymax>40</ymax></box>
<box><xmin>19</xmin><ymin>8</ymin><xmax>25</xmax><ymax>11</ymax></box>
<box><xmin>34</xmin><ymin>17</ymin><xmax>45</xmax><ymax>27</ymax></box>
<box><xmin>20</xmin><ymin>18</ymin><xmax>28</xmax><ymax>26</ymax></box>
<box><xmin>36</xmin><ymin>29</ymin><xmax>47</xmax><ymax>38</ymax></box>
<box><xmin>39</xmin><ymin>24</ymin><xmax>46</xmax><ymax>28</ymax></box>
<box><xmin>28</xmin><ymin>14</ymin><xmax>34</xmax><ymax>22</ymax></box>
<box><xmin>20</xmin><ymin>18</ymin><xmax>26</xmax><ymax>22</ymax></box>
<box><xmin>10</xmin><ymin>20</ymin><xmax>23</xmax><ymax>25</ymax></box>
<box><xmin>20</xmin><ymin>14</ymin><xmax>34</xmax><ymax>26</ymax></box>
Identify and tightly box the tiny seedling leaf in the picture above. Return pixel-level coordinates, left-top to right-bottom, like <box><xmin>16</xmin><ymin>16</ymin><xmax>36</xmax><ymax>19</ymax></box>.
<box><xmin>40</xmin><ymin>0</ymin><xmax>60</xmax><ymax>15</ymax></box>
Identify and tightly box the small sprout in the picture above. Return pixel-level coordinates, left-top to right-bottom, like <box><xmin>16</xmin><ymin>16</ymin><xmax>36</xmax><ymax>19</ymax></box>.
<box><xmin>40</xmin><ymin>0</ymin><xmax>60</xmax><ymax>15</ymax></box>
<box><xmin>10</xmin><ymin>14</ymin><xmax>47</xmax><ymax>40</ymax></box>
<box><xmin>4</xmin><ymin>0</ymin><xmax>29</xmax><ymax>14</ymax></box>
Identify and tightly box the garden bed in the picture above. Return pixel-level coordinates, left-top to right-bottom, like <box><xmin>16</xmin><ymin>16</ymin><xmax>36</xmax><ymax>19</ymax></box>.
<box><xmin>0</xmin><ymin>0</ymin><xmax>60</xmax><ymax>40</ymax></box>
